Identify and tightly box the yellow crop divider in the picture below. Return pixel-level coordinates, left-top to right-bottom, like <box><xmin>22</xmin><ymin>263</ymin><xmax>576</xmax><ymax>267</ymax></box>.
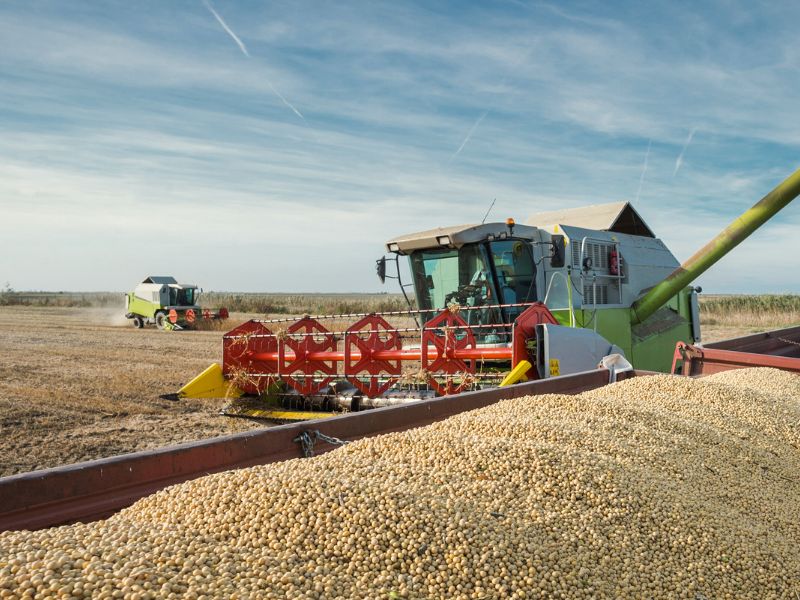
<box><xmin>178</xmin><ymin>363</ymin><xmax>243</xmax><ymax>399</ymax></box>
<box><xmin>499</xmin><ymin>360</ymin><xmax>532</xmax><ymax>387</ymax></box>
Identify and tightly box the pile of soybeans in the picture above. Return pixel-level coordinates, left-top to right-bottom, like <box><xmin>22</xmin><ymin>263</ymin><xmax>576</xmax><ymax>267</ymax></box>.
<box><xmin>1</xmin><ymin>367</ymin><xmax>799</xmax><ymax>599</ymax></box>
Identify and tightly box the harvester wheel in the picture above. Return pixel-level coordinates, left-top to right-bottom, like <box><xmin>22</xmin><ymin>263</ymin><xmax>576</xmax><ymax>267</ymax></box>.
<box><xmin>155</xmin><ymin>312</ymin><xmax>167</xmax><ymax>330</ymax></box>
<box><xmin>132</xmin><ymin>316</ymin><xmax>144</xmax><ymax>329</ymax></box>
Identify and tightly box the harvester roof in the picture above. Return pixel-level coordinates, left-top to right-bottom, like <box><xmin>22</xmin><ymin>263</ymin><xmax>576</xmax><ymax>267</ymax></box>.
<box><xmin>142</xmin><ymin>276</ymin><xmax>178</xmax><ymax>284</ymax></box>
<box><xmin>386</xmin><ymin>222</ymin><xmax>539</xmax><ymax>254</ymax></box>
<box><xmin>527</xmin><ymin>201</ymin><xmax>655</xmax><ymax>238</ymax></box>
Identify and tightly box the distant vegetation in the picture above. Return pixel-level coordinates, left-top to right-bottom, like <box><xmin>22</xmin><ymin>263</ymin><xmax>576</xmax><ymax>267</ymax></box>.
<box><xmin>0</xmin><ymin>286</ymin><xmax>120</xmax><ymax>308</ymax></box>
<box><xmin>0</xmin><ymin>287</ymin><xmax>412</xmax><ymax>315</ymax></box>
<box><xmin>202</xmin><ymin>293</ymin><xmax>412</xmax><ymax>316</ymax></box>
<box><xmin>3</xmin><ymin>287</ymin><xmax>800</xmax><ymax>327</ymax></box>
<box><xmin>699</xmin><ymin>294</ymin><xmax>800</xmax><ymax>327</ymax></box>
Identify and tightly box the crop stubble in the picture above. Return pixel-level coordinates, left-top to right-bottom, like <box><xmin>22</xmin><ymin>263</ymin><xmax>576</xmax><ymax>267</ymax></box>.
<box><xmin>0</xmin><ymin>307</ymin><xmax>264</xmax><ymax>476</ymax></box>
<box><xmin>0</xmin><ymin>303</ymin><xmax>786</xmax><ymax>476</ymax></box>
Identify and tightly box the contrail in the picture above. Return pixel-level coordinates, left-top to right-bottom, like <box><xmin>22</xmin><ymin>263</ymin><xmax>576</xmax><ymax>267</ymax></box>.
<box><xmin>203</xmin><ymin>0</ymin><xmax>249</xmax><ymax>57</ymax></box>
<box><xmin>202</xmin><ymin>0</ymin><xmax>305</xmax><ymax>121</ymax></box>
<box><xmin>266</xmin><ymin>80</ymin><xmax>305</xmax><ymax>120</ymax></box>
<box><xmin>446</xmin><ymin>34</ymin><xmax>535</xmax><ymax>163</ymax></box>
<box><xmin>673</xmin><ymin>127</ymin><xmax>697</xmax><ymax>178</ymax></box>
<box><xmin>635</xmin><ymin>139</ymin><xmax>651</xmax><ymax>203</ymax></box>
<box><xmin>450</xmin><ymin>110</ymin><xmax>489</xmax><ymax>161</ymax></box>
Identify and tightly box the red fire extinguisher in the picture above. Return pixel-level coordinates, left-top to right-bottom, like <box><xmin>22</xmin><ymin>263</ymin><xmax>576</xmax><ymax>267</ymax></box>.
<box><xmin>609</xmin><ymin>249</ymin><xmax>621</xmax><ymax>275</ymax></box>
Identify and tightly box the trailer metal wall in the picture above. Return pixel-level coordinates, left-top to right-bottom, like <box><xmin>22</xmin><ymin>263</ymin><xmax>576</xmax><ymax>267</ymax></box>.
<box><xmin>0</xmin><ymin>369</ymin><xmax>640</xmax><ymax>533</ymax></box>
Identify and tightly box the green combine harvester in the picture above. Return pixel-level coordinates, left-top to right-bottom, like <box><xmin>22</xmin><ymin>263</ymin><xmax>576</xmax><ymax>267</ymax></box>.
<box><xmin>178</xmin><ymin>168</ymin><xmax>800</xmax><ymax>420</ymax></box>
<box><xmin>125</xmin><ymin>276</ymin><xmax>228</xmax><ymax>330</ymax></box>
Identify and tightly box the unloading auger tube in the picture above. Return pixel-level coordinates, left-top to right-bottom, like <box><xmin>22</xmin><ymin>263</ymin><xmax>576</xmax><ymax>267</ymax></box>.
<box><xmin>631</xmin><ymin>167</ymin><xmax>800</xmax><ymax>324</ymax></box>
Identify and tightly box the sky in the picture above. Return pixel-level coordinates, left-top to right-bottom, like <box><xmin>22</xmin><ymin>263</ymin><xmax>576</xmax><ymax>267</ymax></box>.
<box><xmin>2</xmin><ymin>1</ymin><xmax>800</xmax><ymax>293</ymax></box>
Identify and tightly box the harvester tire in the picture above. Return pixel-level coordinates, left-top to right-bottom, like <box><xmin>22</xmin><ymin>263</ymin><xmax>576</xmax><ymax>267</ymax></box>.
<box><xmin>155</xmin><ymin>312</ymin><xmax>167</xmax><ymax>330</ymax></box>
<box><xmin>132</xmin><ymin>316</ymin><xmax>144</xmax><ymax>329</ymax></box>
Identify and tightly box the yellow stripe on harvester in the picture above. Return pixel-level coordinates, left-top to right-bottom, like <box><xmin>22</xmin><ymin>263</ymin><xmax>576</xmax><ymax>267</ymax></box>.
<box><xmin>228</xmin><ymin>409</ymin><xmax>339</xmax><ymax>421</ymax></box>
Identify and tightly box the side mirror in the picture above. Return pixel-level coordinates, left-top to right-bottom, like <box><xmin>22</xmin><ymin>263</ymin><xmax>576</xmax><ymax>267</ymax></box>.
<box><xmin>376</xmin><ymin>256</ymin><xmax>387</xmax><ymax>284</ymax></box>
<box><xmin>550</xmin><ymin>235</ymin><xmax>566</xmax><ymax>268</ymax></box>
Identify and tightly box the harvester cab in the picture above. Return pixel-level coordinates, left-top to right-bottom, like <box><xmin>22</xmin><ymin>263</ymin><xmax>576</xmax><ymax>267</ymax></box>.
<box><xmin>385</xmin><ymin>202</ymin><xmax>691</xmax><ymax>369</ymax></box>
<box><xmin>125</xmin><ymin>276</ymin><xmax>228</xmax><ymax>330</ymax></box>
<box><xmin>179</xmin><ymin>168</ymin><xmax>800</xmax><ymax>421</ymax></box>
<box><xmin>397</xmin><ymin>221</ymin><xmax>541</xmax><ymax>343</ymax></box>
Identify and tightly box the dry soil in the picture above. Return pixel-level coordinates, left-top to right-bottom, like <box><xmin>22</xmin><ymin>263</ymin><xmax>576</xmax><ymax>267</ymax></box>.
<box><xmin>0</xmin><ymin>306</ymin><xmax>265</xmax><ymax>476</ymax></box>
<box><xmin>0</xmin><ymin>306</ymin><xmax>776</xmax><ymax>477</ymax></box>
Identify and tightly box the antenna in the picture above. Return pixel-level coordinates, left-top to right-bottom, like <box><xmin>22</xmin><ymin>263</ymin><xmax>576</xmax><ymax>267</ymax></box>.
<box><xmin>481</xmin><ymin>198</ymin><xmax>496</xmax><ymax>224</ymax></box>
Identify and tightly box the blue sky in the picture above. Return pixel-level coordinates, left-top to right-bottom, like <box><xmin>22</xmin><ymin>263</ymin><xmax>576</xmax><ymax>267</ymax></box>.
<box><xmin>1</xmin><ymin>0</ymin><xmax>800</xmax><ymax>293</ymax></box>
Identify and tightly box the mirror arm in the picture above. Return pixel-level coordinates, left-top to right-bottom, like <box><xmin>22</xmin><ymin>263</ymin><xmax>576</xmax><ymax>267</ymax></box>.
<box><xmin>388</xmin><ymin>254</ymin><xmax>418</xmax><ymax>327</ymax></box>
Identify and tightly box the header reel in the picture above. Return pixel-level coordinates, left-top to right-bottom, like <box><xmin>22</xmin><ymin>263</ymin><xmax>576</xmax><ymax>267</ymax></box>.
<box><xmin>216</xmin><ymin>302</ymin><xmax>558</xmax><ymax>419</ymax></box>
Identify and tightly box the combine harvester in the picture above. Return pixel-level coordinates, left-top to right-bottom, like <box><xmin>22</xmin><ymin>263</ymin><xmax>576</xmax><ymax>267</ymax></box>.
<box><xmin>125</xmin><ymin>276</ymin><xmax>228</xmax><ymax>330</ymax></box>
<box><xmin>179</xmin><ymin>169</ymin><xmax>800</xmax><ymax>420</ymax></box>
<box><xmin>3</xmin><ymin>168</ymin><xmax>800</xmax><ymax>533</ymax></box>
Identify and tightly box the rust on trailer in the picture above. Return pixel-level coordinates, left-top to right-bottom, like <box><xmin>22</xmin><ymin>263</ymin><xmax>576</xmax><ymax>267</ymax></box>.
<box><xmin>0</xmin><ymin>369</ymin><xmax>642</xmax><ymax>534</ymax></box>
<box><xmin>672</xmin><ymin>325</ymin><xmax>800</xmax><ymax>376</ymax></box>
<box><xmin>703</xmin><ymin>325</ymin><xmax>800</xmax><ymax>355</ymax></box>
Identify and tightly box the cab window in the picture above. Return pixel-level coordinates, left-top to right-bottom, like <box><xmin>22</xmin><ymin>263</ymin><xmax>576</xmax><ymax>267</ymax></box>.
<box><xmin>410</xmin><ymin>246</ymin><xmax>493</xmax><ymax>310</ymax></box>
<box><xmin>489</xmin><ymin>240</ymin><xmax>537</xmax><ymax>318</ymax></box>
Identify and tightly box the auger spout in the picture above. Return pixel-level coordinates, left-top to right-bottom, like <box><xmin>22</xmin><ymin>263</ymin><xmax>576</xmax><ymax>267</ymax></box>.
<box><xmin>631</xmin><ymin>167</ymin><xmax>800</xmax><ymax>325</ymax></box>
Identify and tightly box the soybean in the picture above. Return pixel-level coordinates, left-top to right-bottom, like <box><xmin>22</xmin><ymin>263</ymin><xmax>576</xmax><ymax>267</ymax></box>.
<box><xmin>0</xmin><ymin>367</ymin><xmax>798</xmax><ymax>599</ymax></box>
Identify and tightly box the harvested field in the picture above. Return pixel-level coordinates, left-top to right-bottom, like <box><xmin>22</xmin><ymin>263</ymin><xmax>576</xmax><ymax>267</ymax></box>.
<box><xmin>0</xmin><ymin>299</ymin><xmax>792</xmax><ymax>477</ymax></box>
<box><xmin>0</xmin><ymin>368</ymin><xmax>798</xmax><ymax>599</ymax></box>
<box><xmin>0</xmin><ymin>307</ymin><xmax>265</xmax><ymax>477</ymax></box>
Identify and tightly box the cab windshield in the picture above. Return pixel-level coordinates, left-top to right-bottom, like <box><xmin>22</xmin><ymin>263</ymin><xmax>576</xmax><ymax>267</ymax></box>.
<box><xmin>488</xmin><ymin>239</ymin><xmax>537</xmax><ymax>321</ymax></box>
<box><xmin>169</xmin><ymin>287</ymin><xmax>196</xmax><ymax>306</ymax></box>
<box><xmin>411</xmin><ymin>246</ymin><xmax>489</xmax><ymax>307</ymax></box>
<box><xmin>409</xmin><ymin>241</ymin><xmax>537</xmax><ymax>342</ymax></box>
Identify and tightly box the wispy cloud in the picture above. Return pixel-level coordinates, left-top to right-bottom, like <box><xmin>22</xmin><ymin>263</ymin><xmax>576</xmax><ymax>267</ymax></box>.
<box><xmin>673</xmin><ymin>127</ymin><xmax>697</xmax><ymax>178</ymax></box>
<box><xmin>203</xmin><ymin>0</ymin><xmax>249</xmax><ymax>57</ymax></box>
<box><xmin>2</xmin><ymin>1</ymin><xmax>800</xmax><ymax>292</ymax></box>
<box><xmin>450</xmin><ymin>110</ymin><xmax>489</xmax><ymax>161</ymax></box>
<box><xmin>635</xmin><ymin>139</ymin><xmax>651</xmax><ymax>203</ymax></box>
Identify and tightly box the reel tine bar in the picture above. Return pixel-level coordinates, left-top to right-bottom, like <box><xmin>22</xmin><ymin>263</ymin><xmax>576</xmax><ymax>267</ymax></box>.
<box><xmin>421</xmin><ymin>309</ymin><xmax>477</xmax><ymax>395</ymax></box>
<box><xmin>344</xmin><ymin>314</ymin><xmax>402</xmax><ymax>397</ymax></box>
<box><xmin>223</xmin><ymin>321</ymin><xmax>279</xmax><ymax>394</ymax></box>
<box><xmin>279</xmin><ymin>317</ymin><xmax>338</xmax><ymax>395</ymax></box>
